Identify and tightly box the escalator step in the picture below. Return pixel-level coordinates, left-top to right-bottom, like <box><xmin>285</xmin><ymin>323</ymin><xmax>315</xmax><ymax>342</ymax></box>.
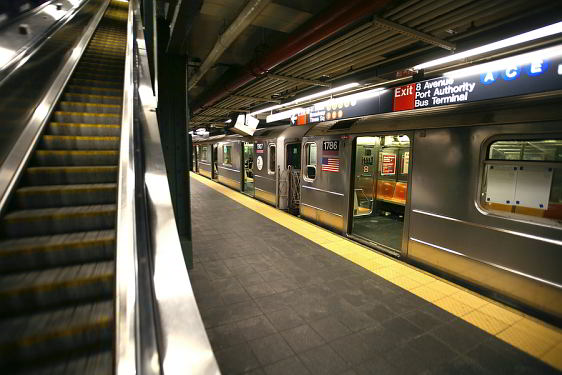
<box><xmin>14</xmin><ymin>183</ymin><xmax>117</xmax><ymax>209</ymax></box>
<box><xmin>1</xmin><ymin>204</ymin><xmax>116</xmax><ymax>237</ymax></box>
<box><xmin>69</xmin><ymin>78</ymin><xmax>122</xmax><ymax>89</ymax></box>
<box><xmin>0</xmin><ymin>301</ymin><xmax>113</xmax><ymax>367</ymax></box>
<box><xmin>58</xmin><ymin>102</ymin><xmax>121</xmax><ymax>114</ymax></box>
<box><xmin>24</xmin><ymin>166</ymin><xmax>118</xmax><ymax>185</ymax></box>
<box><xmin>0</xmin><ymin>230</ymin><xmax>115</xmax><ymax>273</ymax></box>
<box><xmin>47</xmin><ymin>122</ymin><xmax>120</xmax><ymax>136</ymax></box>
<box><xmin>0</xmin><ymin>261</ymin><xmax>114</xmax><ymax>315</ymax></box>
<box><xmin>63</xmin><ymin>93</ymin><xmax>121</xmax><ymax>105</ymax></box>
<box><xmin>53</xmin><ymin>111</ymin><xmax>120</xmax><ymax>124</ymax></box>
<box><xmin>66</xmin><ymin>85</ymin><xmax>122</xmax><ymax>96</ymax></box>
<box><xmin>32</xmin><ymin>150</ymin><xmax>119</xmax><ymax>166</ymax></box>
<box><xmin>41</xmin><ymin>135</ymin><xmax>120</xmax><ymax>150</ymax></box>
<box><xmin>72</xmin><ymin>72</ymin><xmax>123</xmax><ymax>82</ymax></box>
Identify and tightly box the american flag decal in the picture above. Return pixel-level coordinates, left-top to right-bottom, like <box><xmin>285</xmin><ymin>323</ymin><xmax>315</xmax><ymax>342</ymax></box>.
<box><xmin>321</xmin><ymin>157</ymin><xmax>340</xmax><ymax>172</ymax></box>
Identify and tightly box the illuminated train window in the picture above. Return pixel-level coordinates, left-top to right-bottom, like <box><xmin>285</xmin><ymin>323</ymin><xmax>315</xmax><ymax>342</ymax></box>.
<box><xmin>268</xmin><ymin>144</ymin><xmax>276</xmax><ymax>174</ymax></box>
<box><xmin>304</xmin><ymin>142</ymin><xmax>317</xmax><ymax>181</ymax></box>
<box><xmin>480</xmin><ymin>139</ymin><xmax>562</xmax><ymax>226</ymax></box>
<box><xmin>223</xmin><ymin>144</ymin><xmax>232</xmax><ymax>165</ymax></box>
<box><xmin>201</xmin><ymin>145</ymin><xmax>208</xmax><ymax>162</ymax></box>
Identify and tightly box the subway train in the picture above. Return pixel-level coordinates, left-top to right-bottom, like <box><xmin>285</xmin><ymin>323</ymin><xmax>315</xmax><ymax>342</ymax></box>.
<box><xmin>192</xmin><ymin>72</ymin><xmax>562</xmax><ymax>323</ymax></box>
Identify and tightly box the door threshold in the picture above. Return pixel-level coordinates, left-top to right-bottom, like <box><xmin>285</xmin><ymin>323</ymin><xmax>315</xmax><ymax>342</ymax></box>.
<box><xmin>346</xmin><ymin>233</ymin><xmax>402</xmax><ymax>258</ymax></box>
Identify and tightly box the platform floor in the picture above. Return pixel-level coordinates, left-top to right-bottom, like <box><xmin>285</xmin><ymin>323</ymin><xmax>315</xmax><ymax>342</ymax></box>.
<box><xmin>189</xmin><ymin>173</ymin><xmax>562</xmax><ymax>375</ymax></box>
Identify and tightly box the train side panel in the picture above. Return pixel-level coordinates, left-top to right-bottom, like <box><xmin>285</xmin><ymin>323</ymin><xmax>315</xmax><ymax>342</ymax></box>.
<box><xmin>408</xmin><ymin>122</ymin><xmax>562</xmax><ymax>318</ymax></box>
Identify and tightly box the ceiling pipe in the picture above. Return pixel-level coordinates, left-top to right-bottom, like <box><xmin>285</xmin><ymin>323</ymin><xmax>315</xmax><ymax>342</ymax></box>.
<box><xmin>193</xmin><ymin>0</ymin><xmax>394</xmax><ymax>113</ymax></box>
<box><xmin>188</xmin><ymin>0</ymin><xmax>272</xmax><ymax>90</ymax></box>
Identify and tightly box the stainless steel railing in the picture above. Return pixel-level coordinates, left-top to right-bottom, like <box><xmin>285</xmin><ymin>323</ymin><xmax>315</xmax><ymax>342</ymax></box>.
<box><xmin>115</xmin><ymin>1</ymin><xmax>220</xmax><ymax>373</ymax></box>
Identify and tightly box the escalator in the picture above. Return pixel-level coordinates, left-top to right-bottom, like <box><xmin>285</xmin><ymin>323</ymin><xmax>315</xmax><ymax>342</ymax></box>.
<box><xmin>0</xmin><ymin>1</ymin><xmax>127</xmax><ymax>372</ymax></box>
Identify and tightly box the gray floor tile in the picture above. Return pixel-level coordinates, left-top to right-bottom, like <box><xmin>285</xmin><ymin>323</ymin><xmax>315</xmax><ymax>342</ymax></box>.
<box><xmin>298</xmin><ymin>345</ymin><xmax>349</xmax><ymax>375</ymax></box>
<box><xmin>215</xmin><ymin>344</ymin><xmax>260</xmax><ymax>374</ymax></box>
<box><xmin>249</xmin><ymin>333</ymin><xmax>294</xmax><ymax>366</ymax></box>
<box><xmin>265</xmin><ymin>307</ymin><xmax>305</xmax><ymax>331</ymax></box>
<box><xmin>402</xmin><ymin>309</ymin><xmax>444</xmax><ymax>332</ymax></box>
<box><xmin>237</xmin><ymin>315</ymin><xmax>277</xmax><ymax>341</ymax></box>
<box><xmin>329</xmin><ymin>332</ymin><xmax>377</xmax><ymax>366</ymax></box>
<box><xmin>309</xmin><ymin>316</ymin><xmax>352</xmax><ymax>341</ymax></box>
<box><xmin>264</xmin><ymin>356</ymin><xmax>310</xmax><ymax>375</ymax></box>
<box><xmin>431</xmin><ymin>318</ymin><xmax>489</xmax><ymax>354</ymax></box>
<box><xmin>353</xmin><ymin>355</ymin><xmax>397</xmax><ymax>375</ymax></box>
<box><xmin>281</xmin><ymin>324</ymin><xmax>326</xmax><ymax>353</ymax></box>
<box><xmin>245</xmin><ymin>283</ymin><xmax>277</xmax><ymax>299</ymax></box>
<box><xmin>207</xmin><ymin>321</ymin><xmax>246</xmax><ymax>351</ymax></box>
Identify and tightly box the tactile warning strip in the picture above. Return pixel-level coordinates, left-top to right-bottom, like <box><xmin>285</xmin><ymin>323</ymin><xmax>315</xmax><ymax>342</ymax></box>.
<box><xmin>190</xmin><ymin>172</ymin><xmax>562</xmax><ymax>371</ymax></box>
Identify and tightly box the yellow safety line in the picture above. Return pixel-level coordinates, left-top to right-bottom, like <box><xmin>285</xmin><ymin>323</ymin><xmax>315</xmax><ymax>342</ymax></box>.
<box><xmin>190</xmin><ymin>171</ymin><xmax>562</xmax><ymax>371</ymax></box>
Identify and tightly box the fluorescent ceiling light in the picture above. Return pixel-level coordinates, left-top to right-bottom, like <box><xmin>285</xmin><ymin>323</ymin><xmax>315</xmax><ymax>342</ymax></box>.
<box><xmin>414</xmin><ymin>21</ymin><xmax>562</xmax><ymax>70</ymax></box>
<box><xmin>250</xmin><ymin>82</ymin><xmax>360</xmax><ymax>116</ymax></box>
<box><xmin>443</xmin><ymin>45</ymin><xmax>562</xmax><ymax>79</ymax></box>
<box><xmin>266</xmin><ymin>108</ymin><xmax>304</xmax><ymax>123</ymax></box>
<box><xmin>293</xmin><ymin>83</ymin><xmax>360</xmax><ymax>103</ymax></box>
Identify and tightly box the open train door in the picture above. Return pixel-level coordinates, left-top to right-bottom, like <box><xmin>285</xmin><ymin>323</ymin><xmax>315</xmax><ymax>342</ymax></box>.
<box><xmin>349</xmin><ymin>134</ymin><xmax>413</xmax><ymax>256</ymax></box>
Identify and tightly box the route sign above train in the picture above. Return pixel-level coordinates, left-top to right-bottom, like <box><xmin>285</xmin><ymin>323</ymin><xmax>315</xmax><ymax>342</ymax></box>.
<box><xmin>273</xmin><ymin>45</ymin><xmax>562</xmax><ymax>126</ymax></box>
<box><xmin>393</xmin><ymin>46</ymin><xmax>562</xmax><ymax>111</ymax></box>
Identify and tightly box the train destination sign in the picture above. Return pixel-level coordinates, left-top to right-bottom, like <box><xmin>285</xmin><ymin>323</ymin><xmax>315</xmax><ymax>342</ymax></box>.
<box><xmin>279</xmin><ymin>47</ymin><xmax>562</xmax><ymax>126</ymax></box>
<box><xmin>393</xmin><ymin>50</ymin><xmax>562</xmax><ymax>111</ymax></box>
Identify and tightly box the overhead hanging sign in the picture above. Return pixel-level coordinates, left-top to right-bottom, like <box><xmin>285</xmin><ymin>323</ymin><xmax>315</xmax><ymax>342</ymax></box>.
<box><xmin>392</xmin><ymin>48</ymin><xmax>562</xmax><ymax>112</ymax></box>
<box><xmin>272</xmin><ymin>47</ymin><xmax>562</xmax><ymax>126</ymax></box>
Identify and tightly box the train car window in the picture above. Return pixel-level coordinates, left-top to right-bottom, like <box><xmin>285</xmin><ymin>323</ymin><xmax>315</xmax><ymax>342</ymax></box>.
<box><xmin>201</xmin><ymin>145</ymin><xmax>208</xmax><ymax>162</ymax></box>
<box><xmin>481</xmin><ymin>138</ymin><xmax>562</xmax><ymax>227</ymax></box>
<box><xmin>268</xmin><ymin>144</ymin><xmax>276</xmax><ymax>174</ymax></box>
<box><xmin>223</xmin><ymin>144</ymin><xmax>232</xmax><ymax>165</ymax></box>
<box><xmin>304</xmin><ymin>142</ymin><xmax>317</xmax><ymax>180</ymax></box>
<box><xmin>286</xmin><ymin>143</ymin><xmax>301</xmax><ymax>170</ymax></box>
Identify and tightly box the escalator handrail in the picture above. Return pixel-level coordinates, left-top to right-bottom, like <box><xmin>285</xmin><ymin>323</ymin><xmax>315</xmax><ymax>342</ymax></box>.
<box><xmin>114</xmin><ymin>1</ymin><xmax>220</xmax><ymax>373</ymax></box>
<box><xmin>114</xmin><ymin>0</ymin><xmax>138</xmax><ymax>373</ymax></box>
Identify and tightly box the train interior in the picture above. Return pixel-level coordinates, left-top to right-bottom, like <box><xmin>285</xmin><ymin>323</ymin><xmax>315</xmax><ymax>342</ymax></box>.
<box><xmin>351</xmin><ymin>135</ymin><xmax>411</xmax><ymax>252</ymax></box>
<box><xmin>243</xmin><ymin>141</ymin><xmax>254</xmax><ymax>196</ymax></box>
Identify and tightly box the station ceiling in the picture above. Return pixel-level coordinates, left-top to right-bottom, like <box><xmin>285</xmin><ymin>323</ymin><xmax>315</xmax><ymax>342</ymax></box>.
<box><xmin>159</xmin><ymin>0</ymin><xmax>562</xmax><ymax>131</ymax></box>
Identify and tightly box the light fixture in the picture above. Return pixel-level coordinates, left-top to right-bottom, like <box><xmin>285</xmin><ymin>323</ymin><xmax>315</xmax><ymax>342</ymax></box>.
<box><xmin>225</xmin><ymin>119</ymin><xmax>232</xmax><ymax>123</ymax></box>
<box><xmin>249</xmin><ymin>82</ymin><xmax>360</xmax><ymax>116</ymax></box>
<box><xmin>414</xmin><ymin>21</ymin><xmax>562</xmax><ymax>70</ymax></box>
<box><xmin>443</xmin><ymin>45</ymin><xmax>562</xmax><ymax>79</ymax></box>
<box><xmin>266</xmin><ymin>108</ymin><xmax>304</xmax><ymax>123</ymax></box>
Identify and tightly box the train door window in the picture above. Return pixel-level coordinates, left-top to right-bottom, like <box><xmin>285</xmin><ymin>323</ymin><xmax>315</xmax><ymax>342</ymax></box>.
<box><xmin>268</xmin><ymin>143</ymin><xmax>276</xmax><ymax>174</ymax></box>
<box><xmin>351</xmin><ymin>135</ymin><xmax>411</xmax><ymax>252</ymax></box>
<box><xmin>480</xmin><ymin>138</ymin><xmax>562</xmax><ymax>227</ymax></box>
<box><xmin>243</xmin><ymin>142</ymin><xmax>254</xmax><ymax>196</ymax></box>
<box><xmin>286</xmin><ymin>143</ymin><xmax>301</xmax><ymax>170</ymax></box>
<box><xmin>304</xmin><ymin>142</ymin><xmax>317</xmax><ymax>181</ymax></box>
<box><xmin>201</xmin><ymin>145</ymin><xmax>208</xmax><ymax>161</ymax></box>
<box><xmin>223</xmin><ymin>144</ymin><xmax>232</xmax><ymax>165</ymax></box>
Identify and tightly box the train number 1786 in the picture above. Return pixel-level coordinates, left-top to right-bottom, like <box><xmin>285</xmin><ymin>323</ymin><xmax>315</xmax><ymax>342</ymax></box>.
<box><xmin>323</xmin><ymin>140</ymin><xmax>339</xmax><ymax>152</ymax></box>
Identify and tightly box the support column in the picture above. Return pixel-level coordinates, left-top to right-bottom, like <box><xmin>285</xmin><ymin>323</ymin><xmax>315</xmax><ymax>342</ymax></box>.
<box><xmin>156</xmin><ymin>17</ymin><xmax>192</xmax><ymax>268</ymax></box>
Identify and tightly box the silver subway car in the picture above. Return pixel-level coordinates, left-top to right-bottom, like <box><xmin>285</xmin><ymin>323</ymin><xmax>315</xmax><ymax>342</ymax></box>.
<box><xmin>192</xmin><ymin>95</ymin><xmax>562</xmax><ymax>320</ymax></box>
<box><xmin>301</xmin><ymin>95</ymin><xmax>562</xmax><ymax>320</ymax></box>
